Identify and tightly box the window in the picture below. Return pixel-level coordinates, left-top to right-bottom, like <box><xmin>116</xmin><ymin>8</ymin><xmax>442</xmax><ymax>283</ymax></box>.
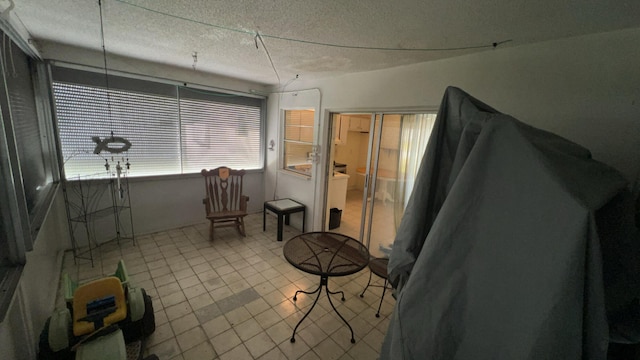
<box><xmin>179</xmin><ymin>87</ymin><xmax>262</xmax><ymax>173</ymax></box>
<box><xmin>283</xmin><ymin>109</ymin><xmax>314</xmax><ymax>176</ymax></box>
<box><xmin>54</xmin><ymin>82</ymin><xmax>180</xmax><ymax>177</ymax></box>
<box><xmin>0</xmin><ymin>33</ymin><xmax>59</xmax><ymax>320</ymax></box>
<box><xmin>51</xmin><ymin>66</ymin><xmax>264</xmax><ymax>179</ymax></box>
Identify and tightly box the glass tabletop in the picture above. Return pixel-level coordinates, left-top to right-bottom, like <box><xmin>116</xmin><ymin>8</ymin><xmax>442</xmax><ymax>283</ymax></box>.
<box><xmin>265</xmin><ymin>198</ymin><xmax>304</xmax><ymax>211</ymax></box>
<box><xmin>283</xmin><ymin>232</ymin><xmax>369</xmax><ymax>277</ymax></box>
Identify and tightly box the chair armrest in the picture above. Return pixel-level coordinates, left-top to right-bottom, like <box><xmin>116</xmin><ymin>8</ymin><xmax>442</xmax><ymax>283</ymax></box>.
<box><xmin>49</xmin><ymin>307</ymin><xmax>72</xmax><ymax>351</ymax></box>
<box><xmin>127</xmin><ymin>286</ymin><xmax>145</xmax><ymax>322</ymax></box>
<box><xmin>63</xmin><ymin>273</ymin><xmax>78</xmax><ymax>304</ymax></box>
<box><xmin>113</xmin><ymin>259</ymin><xmax>129</xmax><ymax>288</ymax></box>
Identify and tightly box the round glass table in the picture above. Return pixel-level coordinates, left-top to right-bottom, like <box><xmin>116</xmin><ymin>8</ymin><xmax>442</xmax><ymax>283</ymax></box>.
<box><xmin>283</xmin><ymin>232</ymin><xmax>370</xmax><ymax>343</ymax></box>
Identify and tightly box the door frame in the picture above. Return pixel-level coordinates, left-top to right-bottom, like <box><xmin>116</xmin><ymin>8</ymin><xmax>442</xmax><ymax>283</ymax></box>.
<box><xmin>323</xmin><ymin>108</ymin><xmax>439</xmax><ymax>247</ymax></box>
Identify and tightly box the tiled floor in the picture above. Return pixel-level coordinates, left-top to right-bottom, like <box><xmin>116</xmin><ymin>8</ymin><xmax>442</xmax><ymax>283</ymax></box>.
<box><xmin>59</xmin><ymin>211</ymin><xmax>395</xmax><ymax>360</ymax></box>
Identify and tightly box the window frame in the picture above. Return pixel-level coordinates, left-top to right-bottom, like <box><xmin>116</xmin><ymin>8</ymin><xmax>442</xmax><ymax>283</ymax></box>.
<box><xmin>0</xmin><ymin>45</ymin><xmax>59</xmax><ymax>322</ymax></box>
<box><xmin>282</xmin><ymin>109</ymin><xmax>315</xmax><ymax>177</ymax></box>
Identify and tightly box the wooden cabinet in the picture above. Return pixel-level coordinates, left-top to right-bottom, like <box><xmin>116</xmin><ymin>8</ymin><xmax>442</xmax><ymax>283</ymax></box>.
<box><xmin>334</xmin><ymin>114</ymin><xmax>349</xmax><ymax>145</ymax></box>
<box><xmin>348</xmin><ymin>115</ymin><xmax>371</xmax><ymax>132</ymax></box>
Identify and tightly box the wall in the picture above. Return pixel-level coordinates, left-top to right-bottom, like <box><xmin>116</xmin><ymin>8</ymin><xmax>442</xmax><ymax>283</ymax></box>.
<box><xmin>130</xmin><ymin>173</ymin><xmax>264</xmax><ymax>233</ymax></box>
<box><xmin>268</xmin><ymin>28</ymin><xmax>640</xmax><ymax>227</ymax></box>
<box><xmin>0</xmin><ymin>189</ymin><xmax>70</xmax><ymax>360</ymax></box>
<box><xmin>66</xmin><ymin>173</ymin><xmax>265</xmax><ymax>247</ymax></box>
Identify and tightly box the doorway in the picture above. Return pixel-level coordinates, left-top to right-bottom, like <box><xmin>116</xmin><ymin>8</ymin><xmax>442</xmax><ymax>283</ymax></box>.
<box><xmin>326</xmin><ymin>112</ymin><xmax>437</xmax><ymax>258</ymax></box>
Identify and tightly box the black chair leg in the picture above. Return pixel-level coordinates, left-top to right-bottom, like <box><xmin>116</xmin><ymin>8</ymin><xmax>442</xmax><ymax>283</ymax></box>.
<box><xmin>360</xmin><ymin>270</ymin><xmax>373</xmax><ymax>298</ymax></box>
<box><xmin>376</xmin><ymin>279</ymin><xmax>388</xmax><ymax>318</ymax></box>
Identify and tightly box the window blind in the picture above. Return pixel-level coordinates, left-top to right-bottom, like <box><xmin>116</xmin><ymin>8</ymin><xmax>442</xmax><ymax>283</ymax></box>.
<box><xmin>179</xmin><ymin>88</ymin><xmax>262</xmax><ymax>172</ymax></box>
<box><xmin>54</xmin><ymin>83</ymin><xmax>180</xmax><ymax>178</ymax></box>
<box><xmin>51</xmin><ymin>66</ymin><xmax>264</xmax><ymax>178</ymax></box>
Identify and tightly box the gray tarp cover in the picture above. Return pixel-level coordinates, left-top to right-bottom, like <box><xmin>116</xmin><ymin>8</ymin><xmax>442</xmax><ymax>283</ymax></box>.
<box><xmin>381</xmin><ymin>87</ymin><xmax>640</xmax><ymax>359</ymax></box>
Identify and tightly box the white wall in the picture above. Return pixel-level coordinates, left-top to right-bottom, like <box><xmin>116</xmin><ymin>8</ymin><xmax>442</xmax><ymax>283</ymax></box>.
<box><xmin>130</xmin><ymin>173</ymin><xmax>265</xmax><ymax>234</ymax></box>
<box><xmin>0</xmin><ymin>189</ymin><xmax>70</xmax><ymax>360</ymax></box>
<box><xmin>267</xmin><ymin>28</ymin><xmax>640</xmax><ymax>227</ymax></box>
<box><xmin>63</xmin><ymin>172</ymin><xmax>265</xmax><ymax>247</ymax></box>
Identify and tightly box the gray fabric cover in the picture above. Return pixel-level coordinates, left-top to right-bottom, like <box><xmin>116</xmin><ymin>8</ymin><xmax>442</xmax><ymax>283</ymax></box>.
<box><xmin>382</xmin><ymin>87</ymin><xmax>640</xmax><ymax>359</ymax></box>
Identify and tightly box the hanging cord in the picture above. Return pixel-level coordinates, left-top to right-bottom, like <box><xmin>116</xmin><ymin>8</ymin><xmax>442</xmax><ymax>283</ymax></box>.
<box><xmin>255</xmin><ymin>32</ymin><xmax>280</xmax><ymax>85</ymax></box>
<box><xmin>98</xmin><ymin>0</ymin><xmax>114</xmax><ymax>138</ymax></box>
<box><xmin>114</xmin><ymin>0</ymin><xmax>510</xmax><ymax>52</ymax></box>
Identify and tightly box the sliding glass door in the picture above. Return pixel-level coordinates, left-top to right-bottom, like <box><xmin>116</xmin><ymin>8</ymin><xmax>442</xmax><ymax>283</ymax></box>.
<box><xmin>333</xmin><ymin>112</ymin><xmax>436</xmax><ymax>257</ymax></box>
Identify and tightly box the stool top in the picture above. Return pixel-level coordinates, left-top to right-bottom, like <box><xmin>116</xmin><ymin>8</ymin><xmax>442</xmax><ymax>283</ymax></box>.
<box><xmin>369</xmin><ymin>258</ymin><xmax>389</xmax><ymax>279</ymax></box>
<box><xmin>264</xmin><ymin>198</ymin><xmax>304</xmax><ymax>211</ymax></box>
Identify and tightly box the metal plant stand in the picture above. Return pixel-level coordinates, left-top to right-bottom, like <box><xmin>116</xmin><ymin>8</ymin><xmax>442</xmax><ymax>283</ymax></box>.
<box><xmin>63</xmin><ymin>174</ymin><xmax>134</xmax><ymax>266</ymax></box>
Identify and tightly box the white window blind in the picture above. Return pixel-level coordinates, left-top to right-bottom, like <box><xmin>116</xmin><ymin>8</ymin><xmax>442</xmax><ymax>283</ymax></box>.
<box><xmin>54</xmin><ymin>83</ymin><xmax>180</xmax><ymax>178</ymax></box>
<box><xmin>51</xmin><ymin>67</ymin><xmax>264</xmax><ymax>179</ymax></box>
<box><xmin>179</xmin><ymin>88</ymin><xmax>262</xmax><ymax>172</ymax></box>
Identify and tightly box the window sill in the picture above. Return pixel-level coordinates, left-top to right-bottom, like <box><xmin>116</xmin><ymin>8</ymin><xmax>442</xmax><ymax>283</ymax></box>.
<box><xmin>278</xmin><ymin>169</ymin><xmax>312</xmax><ymax>180</ymax></box>
<box><xmin>64</xmin><ymin>168</ymin><xmax>265</xmax><ymax>184</ymax></box>
<box><xmin>0</xmin><ymin>265</ymin><xmax>23</xmax><ymax>323</ymax></box>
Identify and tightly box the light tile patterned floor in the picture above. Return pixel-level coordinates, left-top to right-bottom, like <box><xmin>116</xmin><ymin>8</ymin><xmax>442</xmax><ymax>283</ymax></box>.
<box><xmin>59</xmin><ymin>211</ymin><xmax>395</xmax><ymax>360</ymax></box>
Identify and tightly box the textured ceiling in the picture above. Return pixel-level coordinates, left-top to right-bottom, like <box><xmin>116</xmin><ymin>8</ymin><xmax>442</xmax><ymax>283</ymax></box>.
<box><xmin>9</xmin><ymin>0</ymin><xmax>640</xmax><ymax>86</ymax></box>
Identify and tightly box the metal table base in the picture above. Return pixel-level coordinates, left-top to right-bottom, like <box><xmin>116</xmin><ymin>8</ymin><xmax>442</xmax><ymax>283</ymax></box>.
<box><xmin>291</xmin><ymin>275</ymin><xmax>356</xmax><ymax>343</ymax></box>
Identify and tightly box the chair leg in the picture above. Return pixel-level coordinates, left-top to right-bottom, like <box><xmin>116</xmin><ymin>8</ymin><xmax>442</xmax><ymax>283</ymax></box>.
<box><xmin>376</xmin><ymin>279</ymin><xmax>388</xmax><ymax>318</ymax></box>
<box><xmin>209</xmin><ymin>221</ymin><xmax>214</xmax><ymax>242</ymax></box>
<box><xmin>238</xmin><ymin>217</ymin><xmax>246</xmax><ymax>237</ymax></box>
<box><xmin>360</xmin><ymin>270</ymin><xmax>373</xmax><ymax>298</ymax></box>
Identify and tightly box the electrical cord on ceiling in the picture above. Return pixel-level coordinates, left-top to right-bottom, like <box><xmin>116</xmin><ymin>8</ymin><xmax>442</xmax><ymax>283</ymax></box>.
<box><xmin>113</xmin><ymin>0</ymin><xmax>511</xmax><ymax>52</ymax></box>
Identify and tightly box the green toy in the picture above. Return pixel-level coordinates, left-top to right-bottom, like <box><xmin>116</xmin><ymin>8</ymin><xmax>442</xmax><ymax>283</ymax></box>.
<box><xmin>38</xmin><ymin>260</ymin><xmax>157</xmax><ymax>360</ymax></box>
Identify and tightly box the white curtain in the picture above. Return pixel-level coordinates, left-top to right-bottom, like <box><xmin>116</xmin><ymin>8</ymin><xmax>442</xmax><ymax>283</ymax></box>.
<box><xmin>393</xmin><ymin>113</ymin><xmax>437</xmax><ymax>228</ymax></box>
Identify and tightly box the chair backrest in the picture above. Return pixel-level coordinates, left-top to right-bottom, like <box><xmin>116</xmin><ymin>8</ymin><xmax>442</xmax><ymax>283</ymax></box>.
<box><xmin>72</xmin><ymin>276</ymin><xmax>127</xmax><ymax>336</ymax></box>
<box><xmin>201</xmin><ymin>167</ymin><xmax>246</xmax><ymax>214</ymax></box>
<box><xmin>64</xmin><ymin>259</ymin><xmax>130</xmax><ymax>307</ymax></box>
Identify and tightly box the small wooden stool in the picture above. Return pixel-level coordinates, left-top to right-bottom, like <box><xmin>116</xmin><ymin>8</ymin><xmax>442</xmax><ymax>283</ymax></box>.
<box><xmin>360</xmin><ymin>258</ymin><xmax>392</xmax><ymax>318</ymax></box>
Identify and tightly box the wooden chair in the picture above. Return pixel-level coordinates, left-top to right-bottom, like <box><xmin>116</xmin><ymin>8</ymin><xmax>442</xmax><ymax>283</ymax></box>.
<box><xmin>201</xmin><ymin>167</ymin><xmax>249</xmax><ymax>241</ymax></box>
